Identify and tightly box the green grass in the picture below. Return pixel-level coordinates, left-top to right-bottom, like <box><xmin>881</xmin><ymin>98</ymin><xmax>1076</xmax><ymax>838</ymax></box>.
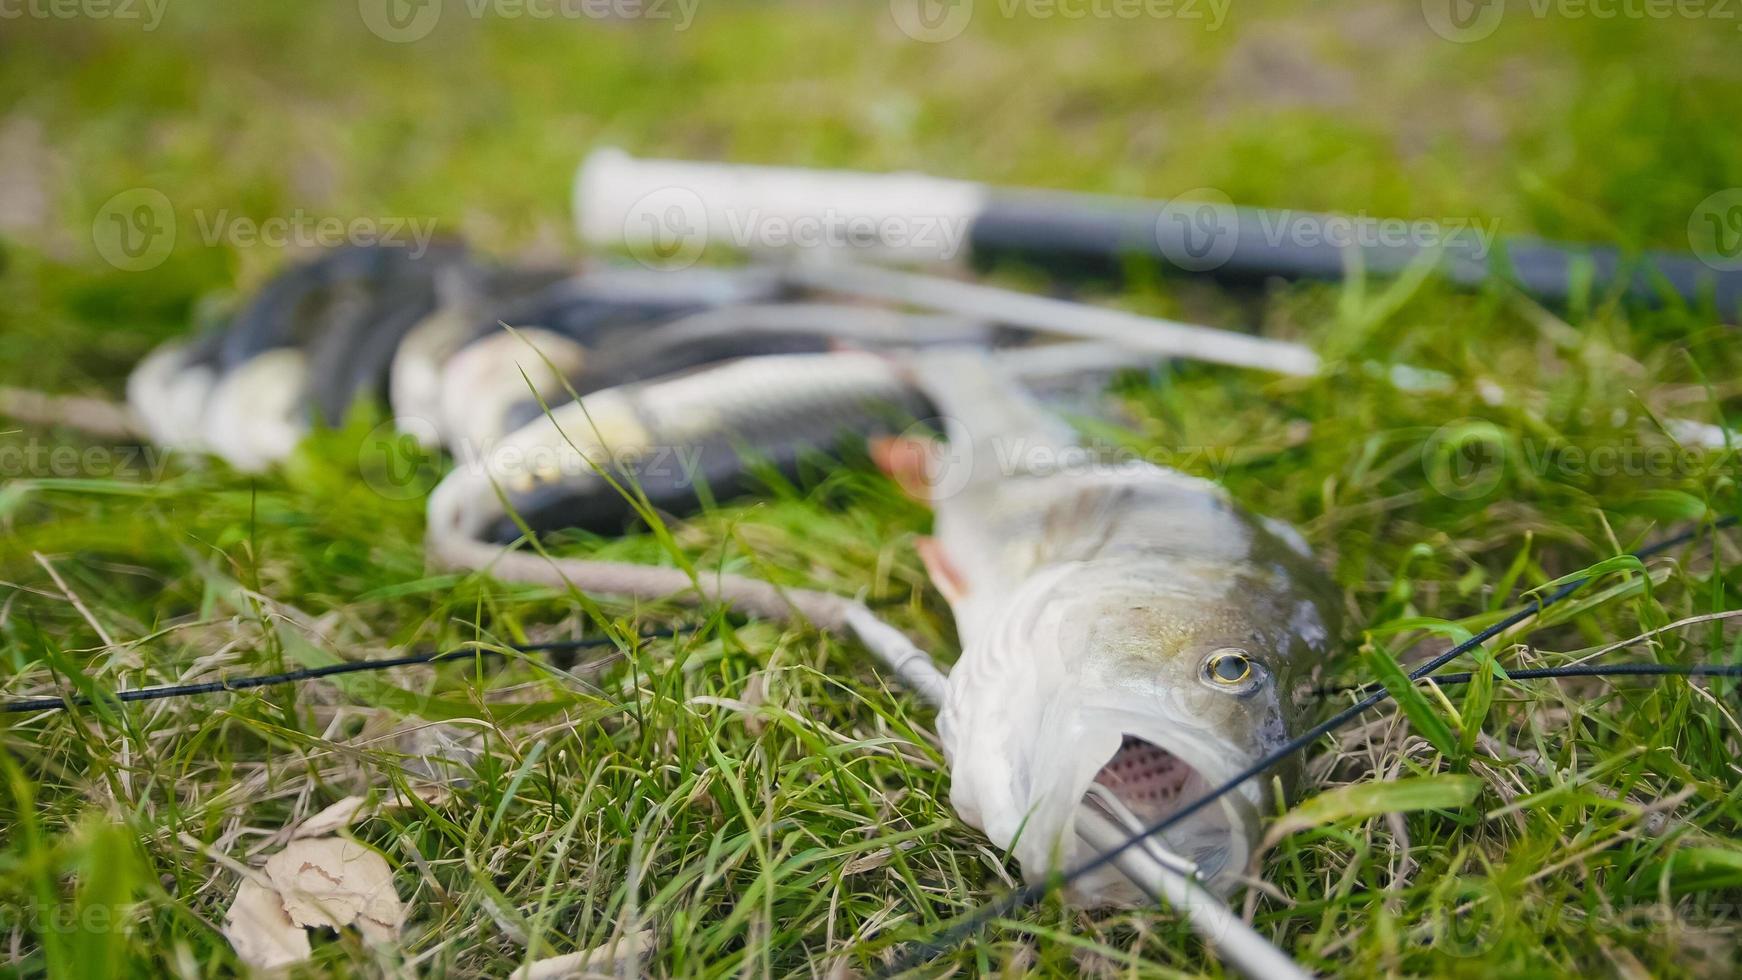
<box><xmin>3</xmin><ymin>1</ymin><xmax>1742</xmax><ymax>975</ymax></box>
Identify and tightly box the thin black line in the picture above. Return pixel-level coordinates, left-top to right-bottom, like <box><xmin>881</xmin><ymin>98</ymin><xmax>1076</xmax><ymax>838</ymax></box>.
<box><xmin>1315</xmin><ymin>661</ymin><xmax>1742</xmax><ymax>696</ymax></box>
<box><xmin>883</xmin><ymin>515</ymin><xmax>1736</xmax><ymax>973</ymax></box>
<box><xmin>1</xmin><ymin>630</ymin><xmax>684</xmax><ymax>715</ymax></box>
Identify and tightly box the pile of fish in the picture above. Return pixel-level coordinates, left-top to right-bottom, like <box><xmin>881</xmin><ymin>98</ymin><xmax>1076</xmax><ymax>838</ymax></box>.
<box><xmin>118</xmin><ymin>242</ymin><xmax>1346</xmax><ymax>958</ymax></box>
<box><xmin>49</xmin><ymin>151</ymin><xmax>1734</xmax><ymax>977</ymax></box>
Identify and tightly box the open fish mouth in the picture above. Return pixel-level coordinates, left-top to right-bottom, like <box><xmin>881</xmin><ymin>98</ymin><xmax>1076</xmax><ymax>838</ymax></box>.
<box><xmin>1092</xmin><ymin>735</ymin><xmax>1205</xmax><ymax>819</ymax></box>
<box><xmin>1072</xmin><ymin>732</ymin><xmax>1255</xmax><ymax>896</ymax></box>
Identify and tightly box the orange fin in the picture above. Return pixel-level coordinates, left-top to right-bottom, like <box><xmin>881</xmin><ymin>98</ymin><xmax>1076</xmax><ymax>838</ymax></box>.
<box><xmin>915</xmin><ymin>535</ymin><xmax>970</xmax><ymax>605</ymax></box>
<box><xmin>870</xmin><ymin>434</ymin><xmax>937</xmax><ymax>503</ymax></box>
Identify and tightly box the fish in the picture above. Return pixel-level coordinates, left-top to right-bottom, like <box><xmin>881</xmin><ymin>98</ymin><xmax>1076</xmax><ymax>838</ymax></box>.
<box><xmin>881</xmin><ymin>350</ymin><xmax>1343</xmax><ymax>904</ymax></box>
<box><xmin>421</xmin><ymin>330</ymin><xmax>1086</xmax><ymax>546</ymax></box>
<box><xmin>127</xmin><ymin>242</ymin><xmax>478</xmax><ymax>467</ymax></box>
<box><xmin>424</xmin><ymin>350</ymin><xmax>938</xmax><ymax>545</ymax></box>
<box><xmin>127</xmin><ymin>246</ymin><xmax>983</xmax><ymax>471</ymax></box>
<box><xmin>420</xmin><ymin>266</ymin><xmax>773</xmax><ymax>451</ymax></box>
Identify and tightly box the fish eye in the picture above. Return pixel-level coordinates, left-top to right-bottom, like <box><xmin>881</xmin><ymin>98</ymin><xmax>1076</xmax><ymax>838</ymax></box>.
<box><xmin>1204</xmin><ymin>648</ymin><xmax>1254</xmax><ymax>686</ymax></box>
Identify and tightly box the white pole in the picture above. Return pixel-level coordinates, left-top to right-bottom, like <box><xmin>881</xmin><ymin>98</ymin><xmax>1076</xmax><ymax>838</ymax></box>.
<box><xmin>780</xmin><ymin>260</ymin><xmax>1323</xmax><ymax>377</ymax></box>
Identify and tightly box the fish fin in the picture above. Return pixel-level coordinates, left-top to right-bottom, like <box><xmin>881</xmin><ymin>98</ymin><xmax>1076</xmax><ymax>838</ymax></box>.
<box><xmin>1260</xmin><ymin>514</ymin><xmax>1315</xmax><ymax>559</ymax></box>
<box><xmin>869</xmin><ymin>434</ymin><xmax>937</xmax><ymax>503</ymax></box>
<box><xmin>909</xmin><ymin>348</ymin><xmax>1078</xmax><ymax>454</ymax></box>
<box><xmin>916</xmin><ymin>535</ymin><xmax>971</xmax><ymax>604</ymax></box>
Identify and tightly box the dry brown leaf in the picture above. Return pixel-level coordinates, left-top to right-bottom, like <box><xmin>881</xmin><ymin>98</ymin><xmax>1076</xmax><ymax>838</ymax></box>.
<box><xmin>265</xmin><ymin>838</ymin><xmax>404</xmax><ymax>940</ymax></box>
<box><xmin>292</xmin><ymin>796</ymin><xmax>369</xmax><ymax>839</ymax></box>
<box><xmin>222</xmin><ymin>878</ymin><xmax>312</xmax><ymax>970</ymax></box>
<box><xmin>291</xmin><ymin>786</ymin><xmax>449</xmax><ymax>839</ymax></box>
<box><xmin>354</xmin><ymin>912</ymin><xmax>401</xmax><ymax>945</ymax></box>
<box><xmin>393</xmin><ymin>783</ymin><xmax>453</xmax><ymax>808</ymax></box>
<box><xmin>842</xmin><ymin>848</ymin><xmax>891</xmax><ymax>876</ymax></box>
<box><xmin>399</xmin><ymin>722</ymin><xmax>484</xmax><ymax>783</ymax></box>
<box><xmin>742</xmin><ymin>670</ymin><xmax>768</xmax><ymax>735</ymax></box>
<box><xmin>842</xmin><ymin>841</ymin><xmax>915</xmax><ymax>876</ymax></box>
<box><xmin>510</xmin><ymin>928</ymin><xmax>655</xmax><ymax>979</ymax></box>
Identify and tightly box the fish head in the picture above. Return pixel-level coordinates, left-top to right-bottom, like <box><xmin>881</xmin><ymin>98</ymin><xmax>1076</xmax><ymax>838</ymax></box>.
<box><xmin>940</xmin><ymin>551</ymin><xmax>1340</xmax><ymax>905</ymax></box>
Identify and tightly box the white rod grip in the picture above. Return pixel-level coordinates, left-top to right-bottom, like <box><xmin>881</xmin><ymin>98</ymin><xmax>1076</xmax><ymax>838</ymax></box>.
<box><xmin>574</xmin><ymin>147</ymin><xmax>987</xmax><ymax>265</ymax></box>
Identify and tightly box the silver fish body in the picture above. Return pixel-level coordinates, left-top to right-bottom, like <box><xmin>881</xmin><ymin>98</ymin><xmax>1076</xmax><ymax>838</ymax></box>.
<box><xmin>425</xmin><ymin>351</ymin><xmax>936</xmax><ymax>544</ymax></box>
<box><xmin>911</xmin><ymin>353</ymin><xmax>1341</xmax><ymax>904</ymax></box>
<box><xmin>425</xmin><ymin>344</ymin><xmax>1127</xmax><ymax>545</ymax></box>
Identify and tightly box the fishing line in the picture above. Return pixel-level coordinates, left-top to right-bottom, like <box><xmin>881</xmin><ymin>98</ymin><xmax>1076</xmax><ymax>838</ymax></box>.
<box><xmin>886</xmin><ymin>514</ymin><xmax>1739</xmax><ymax>972</ymax></box>
<box><xmin>1315</xmin><ymin>661</ymin><xmax>1742</xmax><ymax>696</ymax></box>
<box><xmin>0</xmin><ymin>629</ymin><xmax>687</xmax><ymax>715</ymax></box>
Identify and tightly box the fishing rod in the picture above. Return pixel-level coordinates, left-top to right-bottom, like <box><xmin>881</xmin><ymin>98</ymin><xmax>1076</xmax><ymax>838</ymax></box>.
<box><xmin>884</xmin><ymin>514</ymin><xmax>1740</xmax><ymax>973</ymax></box>
<box><xmin>0</xmin><ymin>630</ymin><xmax>683</xmax><ymax>715</ymax></box>
<box><xmin>578</xmin><ymin>148</ymin><xmax>1742</xmax><ymax>319</ymax></box>
<box><xmin>12</xmin><ymin>640</ymin><xmax>1726</xmax><ymax>717</ymax></box>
